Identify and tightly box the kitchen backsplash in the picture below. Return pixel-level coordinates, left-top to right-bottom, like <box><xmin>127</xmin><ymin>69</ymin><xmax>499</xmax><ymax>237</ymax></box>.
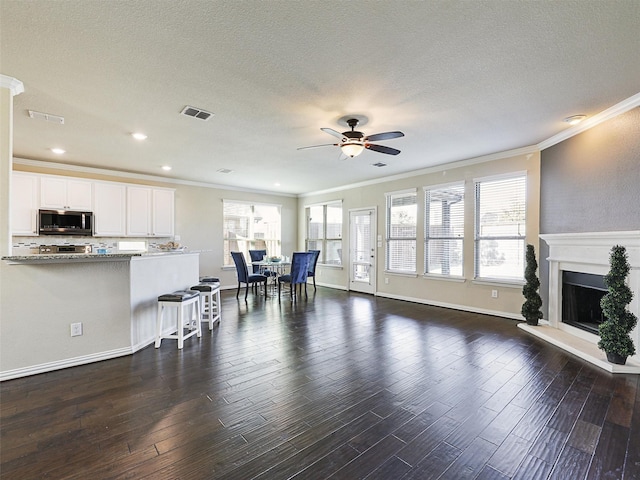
<box><xmin>11</xmin><ymin>236</ymin><xmax>173</xmax><ymax>255</ymax></box>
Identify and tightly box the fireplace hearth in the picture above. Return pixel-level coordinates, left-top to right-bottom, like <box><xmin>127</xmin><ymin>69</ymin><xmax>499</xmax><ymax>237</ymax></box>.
<box><xmin>519</xmin><ymin>231</ymin><xmax>640</xmax><ymax>374</ymax></box>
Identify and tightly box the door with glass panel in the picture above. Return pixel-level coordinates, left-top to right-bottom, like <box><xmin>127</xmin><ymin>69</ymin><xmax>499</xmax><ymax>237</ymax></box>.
<box><xmin>349</xmin><ymin>208</ymin><xmax>376</xmax><ymax>294</ymax></box>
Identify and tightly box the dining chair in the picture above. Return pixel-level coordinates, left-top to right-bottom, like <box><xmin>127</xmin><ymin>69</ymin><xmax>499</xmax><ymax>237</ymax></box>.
<box><xmin>278</xmin><ymin>252</ymin><xmax>312</xmax><ymax>300</ymax></box>
<box><xmin>249</xmin><ymin>249</ymin><xmax>277</xmax><ymax>278</ymax></box>
<box><xmin>249</xmin><ymin>249</ymin><xmax>267</xmax><ymax>273</ymax></box>
<box><xmin>307</xmin><ymin>249</ymin><xmax>321</xmax><ymax>291</ymax></box>
<box><xmin>231</xmin><ymin>251</ymin><xmax>268</xmax><ymax>300</ymax></box>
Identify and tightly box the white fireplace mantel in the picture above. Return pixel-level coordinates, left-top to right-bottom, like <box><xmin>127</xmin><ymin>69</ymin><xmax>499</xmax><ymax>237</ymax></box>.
<box><xmin>519</xmin><ymin>231</ymin><xmax>640</xmax><ymax>374</ymax></box>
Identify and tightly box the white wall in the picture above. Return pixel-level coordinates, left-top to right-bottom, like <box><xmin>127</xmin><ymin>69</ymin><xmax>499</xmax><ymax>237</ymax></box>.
<box><xmin>172</xmin><ymin>181</ymin><xmax>298</xmax><ymax>287</ymax></box>
<box><xmin>299</xmin><ymin>150</ymin><xmax>541</xmax><ymax>319</ymax></box>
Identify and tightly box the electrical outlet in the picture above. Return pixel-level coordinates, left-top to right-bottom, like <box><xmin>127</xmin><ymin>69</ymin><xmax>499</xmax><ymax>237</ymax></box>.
<box><xmin>174</xmin><ymin>235</ymin><xmax>181</xmax><ymax>241</ymax></box>
<box><xmin>491</xmin><ymin>289</ymin><xmax>498</xmax><ymax>298</ymax></box>
<box><xmin>385</xmin><ymin>277</ymin><xmax>389</xmax><ymax>284</ymax></box>
<box><xmin>70</xmin><ymin>322</ymin><xmax>83</xmax><ymax>337</ymax></box>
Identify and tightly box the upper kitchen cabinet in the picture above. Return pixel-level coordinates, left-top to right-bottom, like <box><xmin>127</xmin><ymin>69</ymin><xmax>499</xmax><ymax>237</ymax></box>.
<box><xmin>152</xmin><ymin>188</ymin><xmax>174</xmax><ymax>237</ymax></box>
<box><xmin>93</xmin><ymin>182</ymin><xmax>126</xmax><ymax>236</ymax></box>
<box><xmin>40</xmin><ymin>176</ymin><xmax>92</xmax><ymax>211</ymax></box>
<box><xmin>126</xmin><ymin>186</ymin><xmax>174</xmax><ymax>237</ymax></box>
<box><xmin>11</xmin><ymin>172</ymin><xmax>39</xmax><ymax>236</ymax></box>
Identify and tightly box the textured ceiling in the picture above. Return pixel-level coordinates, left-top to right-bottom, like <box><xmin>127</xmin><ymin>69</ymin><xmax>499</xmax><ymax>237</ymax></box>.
<box><xmin>2</xmin><ymin>0</ymin><xmax>639</xmax><ymax>195</ymax></box>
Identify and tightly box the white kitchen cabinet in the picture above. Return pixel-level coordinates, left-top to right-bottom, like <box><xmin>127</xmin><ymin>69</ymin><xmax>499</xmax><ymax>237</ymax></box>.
<box><xmin>93</xmin><ymin>182</ymin><xmax>126</xmax><ymax>236</ymax></box>
<box><xmin>126</xmin><ymin>186</ymin><xmax>174</xmax><ymax>237</ymax></box>
<box><xmin>11</xmin><ymin>172</ymin><xmax>39</xmax><ymax>236</ymax></box>
<box><xmin>40</xmin><ymin>176</ymin><xmax>92</xmax><ymax>210</ymax></box>
<box><xmin>126</xmin><ymin>186</ymin><xmax>152</xmax><ymax>236</ymax></box>
<box><xmin>152</xmin><ymin>188</ymin><xmax>174</xmax><ymax>237</ymax></box>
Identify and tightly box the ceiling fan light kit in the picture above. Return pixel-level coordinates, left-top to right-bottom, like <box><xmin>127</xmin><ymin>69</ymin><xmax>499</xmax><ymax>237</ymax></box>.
<box><xmin>341</xmin><ymin>142</ymin><xmax>365</xmax><ymax>157</ymax></box>
<box><xmin>299</xmin><ymin>117</ymin><xmax>404</xmax><ymax>158</ymax></box>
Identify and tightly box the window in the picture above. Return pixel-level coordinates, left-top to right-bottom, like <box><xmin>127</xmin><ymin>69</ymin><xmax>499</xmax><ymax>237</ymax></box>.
<box><xmin>306</xmin><ymin>201</ymin><xmax>342</xmax><ymax>265</ymax></box>
<box><xmin>223</xmin><ymin>200</ymin><xmax>281</xmax><ymax>266</ymax></box>
<box><xmin>474</xmin><ymin>174</ymin><xmax>526</xmax><ymax>281</ymax></box>
<box><xmin>385</xmin><ymin>189</ymin><xmax>417</xmax><ymax>273</ymax></box>
<box><xmin>425</xmin><ymin>182</ymin><xmax>464</xmax><ymax>276</ymax></box>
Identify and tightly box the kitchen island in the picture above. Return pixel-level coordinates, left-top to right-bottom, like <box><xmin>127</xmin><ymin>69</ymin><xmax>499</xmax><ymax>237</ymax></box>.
<box><xmin>0</xmin><ymin>252</ymin><xmax>199</xmax><ymax>381</ymax></box>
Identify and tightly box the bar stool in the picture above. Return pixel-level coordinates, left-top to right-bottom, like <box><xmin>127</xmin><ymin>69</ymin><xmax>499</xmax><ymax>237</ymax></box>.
<box><xmin>155</xmin><ymin>290</ymin><xmax>201</xmax><ymax>349</ymax></box>
<box><xmin>200</xmin><ymin>276</ymin><xmax>219</xmax><ymax>283</ymax></box>
<box><xmin>190</xmin><ymin>282</ymin><xmax>221</xmax><ymax>330</ymax></box>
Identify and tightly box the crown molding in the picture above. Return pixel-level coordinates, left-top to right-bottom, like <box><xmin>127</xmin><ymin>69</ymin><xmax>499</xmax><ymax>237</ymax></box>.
<box><xmin>12</xmin><ymin>158</ymin><xmax>297</xmax><ymax>198</ymax></box>
<box><xmin>0</xmin><ymin>75</ymin><xmax>24</xmax><ymax>96</ymax></box>
<box><xmin>538</xmin><ymin>91</ymin><xmax>640</xmax><ymax>150</ymax></box>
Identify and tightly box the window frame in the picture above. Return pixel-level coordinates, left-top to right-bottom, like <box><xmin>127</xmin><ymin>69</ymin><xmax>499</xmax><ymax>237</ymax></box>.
<box><xmin>385</xmin><ymin>188</ymin><xmax>418</xmax><ymax>274</ymax></box>
<box><xmin>424</xmin><ymin>181</ymin><xmax>465</xmax><ymax>278</ymax></box>
<box><xmin>305</xmin><ymin>200</ymin><xmax>343</xmax><ymax>266</ymax></box>
<box><xmin>222</xmin><ymin>199</ymin><xmax>282</xmax><ymax>267</ymax></box>
<box><xmin>473</xmin><ymin>172</ymin><xmax>527</xmax><ymax>283</ymax></box>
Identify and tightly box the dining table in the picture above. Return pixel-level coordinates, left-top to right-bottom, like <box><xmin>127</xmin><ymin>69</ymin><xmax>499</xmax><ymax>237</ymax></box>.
<box><xmin>252</xmin><ymin>259</ymin><xmax>291</xmax><ymax>293</ymax></box>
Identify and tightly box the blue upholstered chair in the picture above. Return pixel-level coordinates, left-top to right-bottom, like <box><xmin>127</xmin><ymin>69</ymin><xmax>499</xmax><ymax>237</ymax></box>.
<box><xmin>249</xmin><ymin>249</ymin><xmax>277</xmax><ymax>278</ymax></box>
<box><xmin>278</xmin><ymin>252</ymin><xmax>312</xmax><ymax>300</ymax></box>
<box><xmin>248</xmin><ymin>249</ymin><xmax>266</xmax><ymax>273</ymax></box>
<box><xmin>307</xmin><ymin>250</ymin><xmax>321</xmax><ymax>291</ymax></box>
<box><xmin>231</xmin><ymin>251</ymin><xmax>268</xmax><ymax>300</ymax></box>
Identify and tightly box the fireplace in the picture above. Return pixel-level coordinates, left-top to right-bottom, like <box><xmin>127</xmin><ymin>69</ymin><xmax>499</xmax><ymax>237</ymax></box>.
<box><xmin>561</xmin><ymin>271</ymin><xmax>606</xmax><ymax>335</ymax></box>
<box><xmin>519</xmin><ymin>231</ymin><xmax>640</xmax><ymax>373</ymax></box>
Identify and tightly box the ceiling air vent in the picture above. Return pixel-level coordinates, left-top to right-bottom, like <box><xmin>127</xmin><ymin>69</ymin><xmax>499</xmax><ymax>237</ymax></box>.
<box><xmin>180</xmin><ymin>105</ymin><xmax>214</xmax><ymax>121</ymax></box>
<box><xmin>372</xmin><ymin>162</ymin><xmax>387</xmax><ymax>167</ymax></box>
<box><xmin>28</xmin><ymin>110</ymin><xmax>64</xmax><ymax>124</ymax></box>
<box><xmin>217</xmin><ymin>168</ymin><xmax>233</xmax><ymax>174</ymax></box>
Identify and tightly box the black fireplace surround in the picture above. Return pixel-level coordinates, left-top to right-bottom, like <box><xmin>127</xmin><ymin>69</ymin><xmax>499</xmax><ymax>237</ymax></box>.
<box><xmin>562</xmin><ymin>271</ymin><xmax>607</xmax><ymax>335</ymax></box>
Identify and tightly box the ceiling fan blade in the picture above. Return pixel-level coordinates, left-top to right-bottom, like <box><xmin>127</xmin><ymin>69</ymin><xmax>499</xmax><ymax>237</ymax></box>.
<box><xmin>321</xmin><ymin>128</ymin><xmax>347</xmax><ymax>142</ymax></box>
<box><xmin>363</xmin><ymin>131</ymin><xmax>405</xmax><ymax>142</ymax></box>
<box><xmin>297</xmin><ymin>143</ymin><xmax>337</xmax><ymax>151</ymax></box>
<box><xmin>365</xmin><ymin>143</ymin><xmax>401</xmax><ymax>155</ymax></box>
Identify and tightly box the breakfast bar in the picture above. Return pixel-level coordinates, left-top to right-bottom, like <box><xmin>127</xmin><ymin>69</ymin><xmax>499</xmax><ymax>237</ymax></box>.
<box><xmin>0</xmin><ymin>252</ymin><xmax>199</xmax><ymax>381</ymax></box>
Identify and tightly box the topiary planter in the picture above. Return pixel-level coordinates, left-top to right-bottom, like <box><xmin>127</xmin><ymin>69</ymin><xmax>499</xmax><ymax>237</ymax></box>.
<box><xmin>606</xmin><ymin>351</ymin><xmax>627</xmax><ymax>365</ymax></box>
<box><xmin>598</xmin><ymin>245</ymin><xmax>637</xmax><ymax>366</ymax></box>
<box><xmin>521</xmin><ymin>244</ymin><xmax>543</xmax><ymax>327</ymax></box>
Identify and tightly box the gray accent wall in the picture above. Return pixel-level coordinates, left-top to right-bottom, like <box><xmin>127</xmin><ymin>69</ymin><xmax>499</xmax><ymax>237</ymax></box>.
<box><xmin>539</xmin><ymin>107</ymin><xmax>640</xmax><ymax>316</ymax></box>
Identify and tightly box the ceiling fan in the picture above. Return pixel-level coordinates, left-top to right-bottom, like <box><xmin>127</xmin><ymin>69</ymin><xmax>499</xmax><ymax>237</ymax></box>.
<box><xmin>298</xmin><ymin>118</ymin><xmax>404</xmax><ymax>158</ymax></box>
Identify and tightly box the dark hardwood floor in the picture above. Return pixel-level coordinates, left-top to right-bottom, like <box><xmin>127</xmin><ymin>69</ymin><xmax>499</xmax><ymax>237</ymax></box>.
<box><xmin>1</xmin><ymin>288</ymin><xmax>638</xmax><ymax>479</ymax></box>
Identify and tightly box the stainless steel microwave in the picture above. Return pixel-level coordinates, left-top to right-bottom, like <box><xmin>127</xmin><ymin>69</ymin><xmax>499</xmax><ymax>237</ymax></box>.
<box><xmin>38</xmin><ymin>209</ymin><xmax>93</xmax><ymax>236</ymax></box>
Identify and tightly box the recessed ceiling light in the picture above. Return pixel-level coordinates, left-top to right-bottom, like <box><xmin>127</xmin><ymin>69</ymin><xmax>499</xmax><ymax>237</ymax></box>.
<box><xmin>564</xmin><ymin>115</ymin><xmax>587</xmax><ymax>126</ymax></box>
<box><xmin>274</xmin><ymin>182</ymin><xmax>281</xmax><ymax>187</ymax></box>
<box><xmin>132</xmin><ymin>132</ymin><xmax>148</xmax><ymax>140</ymax></box>
<box><xmin>51</xmin><ymin>148</ymin><xmax>66</xmax><ymax>154</ymax></box>
<box><xmin>161</xmin><ymin>165</ymin><xmax>172</xmax><ymax>171</ymax></box>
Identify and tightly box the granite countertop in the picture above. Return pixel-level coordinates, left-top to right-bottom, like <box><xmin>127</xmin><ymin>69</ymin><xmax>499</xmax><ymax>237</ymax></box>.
<box><xmin>2</xmin><ymin>251</ymin><xmax>198</xmax><ymax>262</ymax></box>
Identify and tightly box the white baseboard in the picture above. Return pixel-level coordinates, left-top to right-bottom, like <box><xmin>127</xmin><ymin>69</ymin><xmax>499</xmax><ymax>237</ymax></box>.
<box><xmin>374</xmin><ymin>291</ymin><xmax>523</xmax><ymax>321</ymax></box>
<box><xmin>0</xmin><ymin>347</ymin><xmax>133</xmax><ymax>382</ymax></box>
<box><xmin>314</xmin><ymin>281</ymin><xmax>348</xmax><ymax>291</ymax></box>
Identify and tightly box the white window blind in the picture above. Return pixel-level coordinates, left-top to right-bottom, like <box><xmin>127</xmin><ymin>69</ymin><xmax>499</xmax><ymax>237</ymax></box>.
<box><xmin>223</xmin><ymin>200</ymin><xmax>281</xmax><ymax>266</ymax></box>
<box><xmin>425</xmin><ymin>183</ymin><xmax>464</xmax><ymax>276</ymax></box>
<box><xmin>386</xmin><ymin>190</ymin><xmax>417</xmax><ymax>273</ymax></box>
<box><xmin>306</xmin><ymin>201</ymin><xmax>342</xmax><ymax>265</ymax></box>
<box><xmin>474</xmin><ymin>175</ymin><xmax>526</xmax><ymax>281</ymax></box>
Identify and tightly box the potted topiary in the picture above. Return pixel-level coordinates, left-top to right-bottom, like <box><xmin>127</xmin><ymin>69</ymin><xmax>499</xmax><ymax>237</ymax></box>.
<box><xmin>598</xmin><ymin>245</ymin><xmax>637</xmax><ymax>365</ymax></box>
<box><xmin>521</xmin><ymin>244</ymin><xmax>543</xmax><ymax>326</ymax></box>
